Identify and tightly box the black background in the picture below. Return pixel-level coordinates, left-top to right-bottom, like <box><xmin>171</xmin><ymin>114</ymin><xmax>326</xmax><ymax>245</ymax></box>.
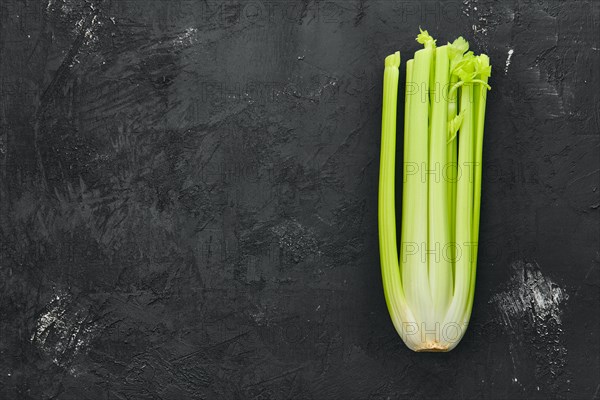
<box><xmin>1</xmin><ymin>0</ymin><xmax>599</xmax><ymax>399</ymax></box>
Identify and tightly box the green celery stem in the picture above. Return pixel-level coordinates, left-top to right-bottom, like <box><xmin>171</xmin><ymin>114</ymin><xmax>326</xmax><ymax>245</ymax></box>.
<box><xmin>401</xmin><ymin>46</ymin><xmax>434</xmax><ymax>327</ymax></box>
<box><xmin>379</xmin><ymin>52</ymin><xmax>414</xmax><ymax>341</ymax></box>
<box><xmin>427</xmin><ymin>45</ymin><xmax>453</xmax><ymax>320</ymax></box>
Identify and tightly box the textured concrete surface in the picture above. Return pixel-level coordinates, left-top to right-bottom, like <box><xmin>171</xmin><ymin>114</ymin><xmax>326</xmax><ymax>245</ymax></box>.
<box><xmin>0</xmin><ymin>0</ymin><xmax>598</xmax><ymax>399</ymax></box>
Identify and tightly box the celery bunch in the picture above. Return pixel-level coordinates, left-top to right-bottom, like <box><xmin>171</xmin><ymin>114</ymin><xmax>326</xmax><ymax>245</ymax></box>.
<box><xmin>379</xmin><ymin>30</ymin><xmax>491</xmax><ymax>352</ymax></box>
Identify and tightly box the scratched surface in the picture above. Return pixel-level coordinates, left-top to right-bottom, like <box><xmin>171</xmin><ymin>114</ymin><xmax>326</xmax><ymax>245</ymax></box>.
<box><xmin>0</xmin><ymin>0</ymin><xmax>599</xmax><ymax>399</ymax></box>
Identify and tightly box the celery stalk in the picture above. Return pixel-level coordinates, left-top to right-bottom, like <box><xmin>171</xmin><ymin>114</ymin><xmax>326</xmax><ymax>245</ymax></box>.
<box><xmin>464</xmin><ymin>55</ymin><xmax>491</xmax><ymax>322</ymax></box>
<box><xmin>404</xmin><ymin>59</ymin><xmax>413</xmax><ymax>149</ymax></box>
<box><xmin>446</xmin><ymin>38</ymin><xmax>468</xmax><ymax>260</ymax></box>
<box><xmin>400</xmin><ymin>32</ymin><xmax>435</xmax><ymax>330</ymax></box>
<box><xmin>443</xmin><ymin>82</ymin><xmax>475</xmax><ymax>340</ymax></box>
<box><xmin>379</xmin><ymin>51</ymin><xmax>419</xmax><ymax>348</ymax></box>
<box><xmin>427</xmin><ymin>45</ymin><xmax>452</xmax><ymax>320</ymax></box>
<box><xmin>448</xmin><ymin>70</ymin><xmax>464</xmax><ymax>293</ymax></box>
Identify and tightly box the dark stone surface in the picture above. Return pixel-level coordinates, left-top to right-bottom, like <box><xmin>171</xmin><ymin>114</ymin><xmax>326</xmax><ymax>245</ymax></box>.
<box><xmin>0</xmin><ymin>0</ymin><xmax>598</xmax><ymax>399</ymax></box>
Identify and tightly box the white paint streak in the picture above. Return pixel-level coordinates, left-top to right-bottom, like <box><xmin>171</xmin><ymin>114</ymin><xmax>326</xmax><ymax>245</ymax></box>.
<box><xmin>173</xmin><ymin>28</ymin><xmax>198</xmax><ymax>49</ymax></box>
<box><xmin>493</xmin><ymin>261</ymin><xmax>567</xmax><ymax>327</ymax></box>
<box><xmin>48</xmin><ymin>0</ymin><xmax>104</xmax><ymax>50</ymax></box>
<box><xmin>472</xmin><ymin>24</ymin><xmax>488</xmax><ymax>35</ymax></box>
<box><xmin>463</xmin><ymin>0</ymin><xmax>490</xmax><ymax>36</ymax></box>
<box><xmin>505</xmin><ymin>49</ymin><xmax>514</xmax><ymax>75</ymax></box>
<box><xmin>491</xmin><ymin>261</ymin><xmax>569</xmax><ymax>383</ymax></box>
<box><xmin>31</xmin><ymin>289</ymin><xmax>99</xmax><ymax>370</ymax></box>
